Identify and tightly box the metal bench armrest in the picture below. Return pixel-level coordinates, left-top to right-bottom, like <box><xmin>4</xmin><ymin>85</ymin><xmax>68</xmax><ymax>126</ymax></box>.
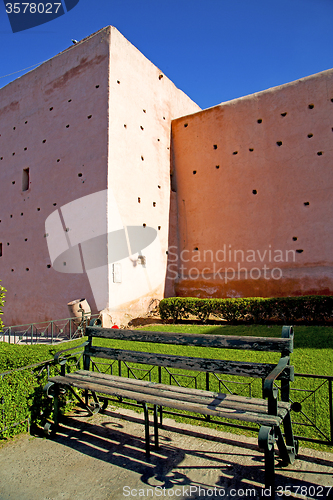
<box><xmin>263</xmin><ymin>356</ymin><xmax>290</xmax><ymax>398</ymax></box>
<box><xmin>54</xmin><ymin>340</ymin><xmax>89</xmax><ymax>364</ymax></box>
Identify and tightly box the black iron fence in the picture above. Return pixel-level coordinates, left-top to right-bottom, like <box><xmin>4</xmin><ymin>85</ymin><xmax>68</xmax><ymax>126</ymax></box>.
<box><xmin>1</xmin><ymin>356</ymin><xmax>332</xmax><ymax>447</ymax></box>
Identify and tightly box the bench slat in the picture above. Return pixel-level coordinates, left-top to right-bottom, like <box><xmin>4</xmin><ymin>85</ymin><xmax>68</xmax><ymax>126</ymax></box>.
<box><xmin>60</xmin><ymin>371</ymin><xmax>289</xmax><ymax>418</ymax></box>
<box><xmin>86</xmin><ymin>327</ymin><xmax>293</xmax><ymax>353</ymax></box>
<box><xmin>73</xmin><ymin>370</ymin><xmax>291</xmax><ymax>410</ymax></box>
<box><xmin>86</xmin><ymin>346</ymin><xmax>293</xmax><ymax>380</ymax></box>
<box><xmin>50</xmin><ymin>374</ymin><xmax>283</xmax><ymax>426</ymax></box>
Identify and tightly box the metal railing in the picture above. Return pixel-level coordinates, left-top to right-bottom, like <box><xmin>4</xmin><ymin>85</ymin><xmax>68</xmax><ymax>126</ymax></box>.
<box><xmin>1</xmin><ymin>356</ymin><xmax>332</xmax><ymax>446</ymax></box>
<box><xmin>0</xmin><ymin>314</ymin><xmax>99</xmax><ymax>344</ymax></box>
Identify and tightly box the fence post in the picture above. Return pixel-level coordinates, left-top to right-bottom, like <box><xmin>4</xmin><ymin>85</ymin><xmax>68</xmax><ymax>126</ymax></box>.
<box><xmin>329</xmin><ymin>379</ymin><xmax>333</xmax><ymax>445</ymax></box>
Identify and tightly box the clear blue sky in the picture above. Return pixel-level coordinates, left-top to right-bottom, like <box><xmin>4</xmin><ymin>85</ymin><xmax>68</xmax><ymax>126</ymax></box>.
<box><xmin>1</xmin><ymin>0</ymin><xmax>333</xmax><ymax>109</ymax></box>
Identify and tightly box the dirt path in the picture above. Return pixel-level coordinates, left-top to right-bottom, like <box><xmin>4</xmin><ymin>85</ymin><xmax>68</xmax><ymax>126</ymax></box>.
<box><xmin>0</xmin><ymin>406</ymin><xmax>332</xmax><ymax>500</ymax></box>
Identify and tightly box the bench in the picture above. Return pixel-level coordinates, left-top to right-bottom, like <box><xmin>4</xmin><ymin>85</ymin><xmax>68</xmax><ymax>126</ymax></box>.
<box><xmin>44</xmin><ymin>325</ymin><xmax>298</xmax><ymax>491</ymax></box>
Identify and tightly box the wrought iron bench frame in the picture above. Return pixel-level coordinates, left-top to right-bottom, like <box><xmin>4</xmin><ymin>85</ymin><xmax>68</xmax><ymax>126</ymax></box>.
<box><xmin>44</xmin><ymin>324</ymin><xmax>298</xmax><ymax>491</ymax></box>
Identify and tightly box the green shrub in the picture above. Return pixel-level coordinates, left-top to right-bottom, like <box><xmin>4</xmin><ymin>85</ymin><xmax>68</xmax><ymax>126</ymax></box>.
<box><xmin>0</xmin><ymin>340</ymin><xmax>84</xmax><ymax>438</ymax></box>
<box><xmin>0</xmin><ymin>280</ymin><xmax>6</xmax><ymax>332</ymax></box>
<box><xmin>159</xmin><ymin>295</ymin><xmax>333</xmax><ymax>324</ymax></box>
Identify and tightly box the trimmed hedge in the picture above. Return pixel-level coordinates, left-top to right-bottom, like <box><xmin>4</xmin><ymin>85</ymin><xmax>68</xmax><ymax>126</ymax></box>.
<box><xmin>0</xmin><ymin>280</ymin><xmax>6</xmax><ymax>332</ymax></box>
<box><xmin>159</xmin><ymin>295</ymin><xmax>333</xmax><ymax>324</ymax></box>
<box><xmin>0</xmin><ymin>341</ymin><xmax>83</xmax><ymax>438</ymax></box>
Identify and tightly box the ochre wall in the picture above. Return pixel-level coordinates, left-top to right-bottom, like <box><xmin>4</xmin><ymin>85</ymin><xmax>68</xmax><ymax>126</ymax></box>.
<box><xmin>171</xmin><ymin>69</ymin><xmax>333</xmax><ymax>299</ymax></box>
<box><xmin>0</xmin><ymin>29</ymin><xmax>110</xmax><ymax>325</ymax></box>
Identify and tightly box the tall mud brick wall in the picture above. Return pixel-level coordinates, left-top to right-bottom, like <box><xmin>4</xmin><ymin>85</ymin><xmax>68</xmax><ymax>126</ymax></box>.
<box><xmin>171</xmin><ymin>69</ymin><xmax>333</xmax><ymax>299</ymax></box>
<box><xmin>0</xmin><ymin>26</ymin><xmax>200</xmax><ymax>326</ymax></box>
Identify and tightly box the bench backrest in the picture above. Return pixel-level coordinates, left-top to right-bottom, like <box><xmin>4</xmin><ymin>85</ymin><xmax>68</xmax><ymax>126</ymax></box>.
<box><xmin>83</xmin><ymin>325</ymin><xmax>294</xmax><ymax>381</ymax></box>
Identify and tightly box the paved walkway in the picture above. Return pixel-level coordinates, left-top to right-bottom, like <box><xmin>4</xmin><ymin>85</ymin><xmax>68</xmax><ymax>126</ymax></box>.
<box><xmin>0</xmin><ymin>406</ymin><xmax>332</xmax><ymax>500</ymax></box>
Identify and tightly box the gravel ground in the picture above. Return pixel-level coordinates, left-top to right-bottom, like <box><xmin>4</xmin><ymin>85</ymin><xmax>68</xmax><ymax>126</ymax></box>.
<box><xmin>0</xmin><ymin>406</ymin><xmax>332</xmax><ymax>500</ymax></box>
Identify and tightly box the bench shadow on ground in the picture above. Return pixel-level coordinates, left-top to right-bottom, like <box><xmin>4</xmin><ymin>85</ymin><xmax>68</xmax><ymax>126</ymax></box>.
<box><xmin>38</xmin><ymin>407</ymin><xmax>333</xmax><ymax>499</ymax></box>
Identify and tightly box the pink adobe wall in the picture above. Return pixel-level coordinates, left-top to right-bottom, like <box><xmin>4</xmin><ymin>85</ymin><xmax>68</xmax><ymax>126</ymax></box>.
<box><xmin>105</xmin><ymin>27</ymin><xmax>200</xmax><ymax>323</ymax></box>
<box><xmin>171</xmin><ymin>69</ymin><xmax>333</xmax><ymax>299</ymax></box>
<box><xmin>0</xmin><ymin>28</ymin><xmax>110</xmax><ymax>326</ymax></box>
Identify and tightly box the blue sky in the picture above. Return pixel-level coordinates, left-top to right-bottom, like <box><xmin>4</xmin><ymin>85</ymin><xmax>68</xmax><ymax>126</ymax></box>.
<box><xmin>1</xmin><ymin>0</ymin><xmax>333</xmax><ymax>109</ymax></box>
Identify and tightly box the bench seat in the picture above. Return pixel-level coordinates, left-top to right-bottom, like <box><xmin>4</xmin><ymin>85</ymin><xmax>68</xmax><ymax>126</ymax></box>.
<box><xmin>50</xmin><ymin>370</ymin><xmax>290</xmax><ymax>427</ymax></box>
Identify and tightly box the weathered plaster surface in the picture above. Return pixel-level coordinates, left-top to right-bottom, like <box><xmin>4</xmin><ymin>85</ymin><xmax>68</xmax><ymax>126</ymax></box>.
<box><xmin>171</xmin><ymin>69</ymin><xmax>333</xmax><ymax>298</ymax></box>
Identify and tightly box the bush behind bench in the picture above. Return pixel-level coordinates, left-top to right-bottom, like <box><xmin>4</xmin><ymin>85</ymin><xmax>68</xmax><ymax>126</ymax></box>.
<box><xmin>159</xmin><ymin>296</ymin><xmax>333</xmax><ymax>324</ymax></box>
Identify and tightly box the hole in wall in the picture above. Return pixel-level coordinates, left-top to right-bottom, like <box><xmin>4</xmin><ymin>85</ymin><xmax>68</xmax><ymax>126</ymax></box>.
<box><xmin>68</xmin><ymin>99</ymin><xmax>72</xmax><ymax>103</ymax></box>
<box><xmin>138</xmin><ymin>197</ymin><xmax>141</xmax><ymax>203</ymax></box>
<box><xmin>158</xmin><ymin>226</ymin><xmax>161</xmax><ymax>230</ymax></box>
<box><xmin>42</xmin><ymin>139</ymin><xmax>46</xmax><ymax>143</ymax></box>
<box><xmin>308</xmin><ymin>104</ymin><xmax>314</xmax><ymax>109</ymax></box>
<box><xmin>25</xmin><ymin>238</ymin><xmax>28</xmax><ymax>241</ymax></box>
<box><xmin>47</xmin><ymin>264</ymin><xmax>51</xmax><ymax>268</ymax></box>
<box><xmin>26</xmin><ymin>268</ymin><xmax>29</xmax><ymax>271</ymax></box>
<box><xmin>95</xmin><ymin>85</ymin><xmax>99</xmax><ymax>88</ymax></box>
<box><xmin>276</xmin><ymin>141</ymin><xmax>283</xmax><ymax>146</ymax></box>
<box><xmin>158</xmin><ymin>185</ymin><xmax>161</xmax><ymax>189</ymax></box>
<box><xmin>153</xmin><ymin>202</ymin><xmax>156</xmax><ymax>207</ymax></box>
<box><xmin>0</xmin><ymin>243</ymin><xmax>2</xmax><ymax>257</ymax></box>
<box><xmin>184</xmin><ymin>123</ymin><xmax>188</xmax><ymax>128</ymax></box>
<box><xmin>10</xmin><ymin>215</ymin><xmax>13</xmax><ymax>218</ymax></box>
<box><xmin>140</xmin><ymin>126</ymin><xmax>144</xmax><ymax>130</ymax></box>
<box><xmin>20</xmin><ymin>213</ymin><xmax>23</xmax><ymax>216</ymax></box>
<box><xmin>141</xmin><ymin>156</ymin><xmax>144</xmax><ymax>161</ymax></box>
<box><xmin>66</xmin><ymin>124</ymin><xmax>70</xmax><ymax>128</ymax></box>
<box><xmin>143</xmin><ymin>109</ymin><xmax>146</xmax><ymax>113</ymax></box>
<box><xmin>281</xmin><ymin>112</ymin><xmax>287</xmax><ymax>117</ymax></box>
<box><xmin>157</xmin><ymin>138</ymin><xmax>160</xmax><ymax>141</ymax></box>
<box><xmin>11</xmin><ymin>269</ymin><xmax>14</xmax><ymax>272</ymax></box>
<box><xmin>53</xmin><ymin>203</ymin><xmax>57</xmax><ymax>206</ymax></box>
<box><xmin>163</xmin><ymin>117</ymin><xmax>166</xmax><ymax>120</ymax></box>
<box><xmin>78</xmin><ymin>173</ymin><xmax>82</xmax><ymax>177</ymax></box>
<box><xmin>213</xmin><ymin>144</ymin><xmax>218</xmax><ymax>149</ymax></box>
<box><xmin>7</xmin><ymin>242</ymin><xmax>9</xmax><ymax>246</ymax></box>
<box><xmin>24</xmin><ymin>147</ymin><xmax>27</xmax><ymax>151</ymax></box>
<box><xmin>194</xmin><ymin>247</ymin><xmax>199</xmax><ymax>251</ymax></box>
<box><xmin>13</xmin><ymin>127</ymin><xmax>16</xmax><ymax>130</ymax></box>
<box><xmin>249</xmin><ymin>148</ymin><xmax>254</xmax><ymax>152</ymax></box>
<box><xmin>317</xmin><ymin>151</ymin><xmax>323</xmax><ymax>156</ymax></box>
<box><xmin>143</xmin><ymin>223</ymin><xmax>146</xmax><ymax>228</ymax></box>
<box><xmin>124</xmin><ymin>124</ymin><xmax>127</xmax><ymax>128</ymax></box>
<box><xmin>49</xmin><ymin>107</ymin><xmax>53</xmax><ymax>111</ymax></box>
<box><xmin>25</xmin><ymin>121</ymin><xmax>28</xmax><ymax>124</ymax></box>
<box><xmin>252</xmin><ymin>190</ymin><xmax>257</xmax><ymax>195</ymax></box>
<box><xmin>308</xmin><ymin>133</ymin><xmax>313</xmax><ymax>138</ymax></box>
<box><xmin>87</xmin><ymin>115</ymin><xmax>92</xmax><ymax>119</ymax></box>
<box><xmin>12</xmin><ymin>181</ymin><xmax>15</xmax><ymax>185</ymax></box>
<box><xmin>304</xmin><ymin>202</ymin><xmax>310</xmax><ymax>206</ymax></box>
<box><xmin>0</xmin><ymin>157</ymin><xmax>3</xmax><ymax>160</ymax></box>
<box><xmin>216</xmin><ymin>165</ymin><xmax>220</xmax><ymax>169</ymax></box>
<box><xmin>331</xmin><ymin>98</ymin><xmax>333</xmax><ymax>102</ymax></box>
<box><xmin>233</xmin><ymin>151</ymin><xmax>238</xmax><ymax>155</ymax></box>
<box><xmin>117</xmin><ymin>80</ymin><xmax>120</xmax><ymax>84</ymax></box>
<box><xmin>37</xmin><ymin>208</ymin><xmax>40</xmax><ymax>211</ymax></box>
<box><xmin>159</xmin><ymin>74</ymin><xmax>163</xmax><ymax>80</ymax></box>
<box><xmin>257</xmin><ymin>119</ymin><xmax>262</xmax><ymax>123</ymax></box>
<box><xmin>293</xmin><ymin>237</ymin><xmax>298</xmax><ymax>241</ymax></box>
<box><xmin>193</xmin><ymin>170</ymin><xmax>197</xmax><ymax>175</ymax></box>
<box><xmin>296</xmin><ymin>249</ymin><xmax>304</xmax><ymax>253</ymax></box>
<box><xmin>12</xmin><ymin>152</ymin><xmax>15</xmax><ymax>156</ymax></box>
<box><xmin>57</xmin><ymin>159</ymin><xmax>60</xmax><ymax>162</ymax></box>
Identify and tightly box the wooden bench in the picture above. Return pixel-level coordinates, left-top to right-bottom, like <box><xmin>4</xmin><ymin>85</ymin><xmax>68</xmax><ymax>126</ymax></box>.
<box><xmin>44</xmin><ymin>325</ymin><xmax>298</xmax><ymax>490</ymax></box>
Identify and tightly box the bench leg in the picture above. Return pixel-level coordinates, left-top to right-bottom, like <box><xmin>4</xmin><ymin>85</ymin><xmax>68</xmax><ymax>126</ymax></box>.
<box><xmin>142</xmin><ymin>403</ymin><xmax>150</xmax><ymax>459</ymax></box>
<box><xmin>153</xmin><ymin>405</ymin><xmax>159</xmax><ymax>449</ymax></box>
<box><xmin>258</xmin><ymin>425</ymin><xmax>276</xmax><ymax>494</ymax></box>
<box><xmin>276</xmin><ymin>413</ymin><xmax>298</xmax><ymax>465</ymax></box>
